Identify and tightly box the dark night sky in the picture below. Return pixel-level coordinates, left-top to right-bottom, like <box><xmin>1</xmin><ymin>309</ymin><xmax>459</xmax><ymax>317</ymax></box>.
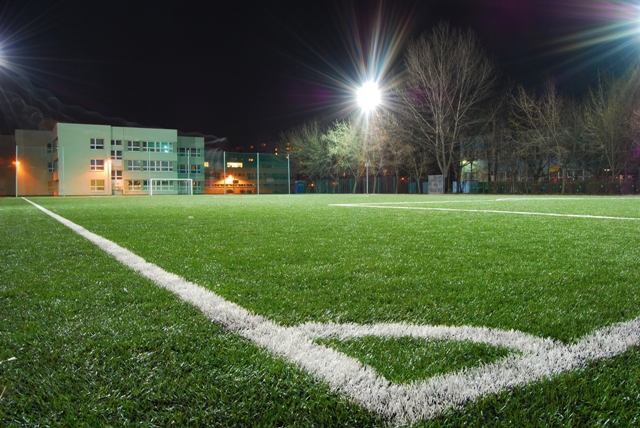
<box><xmin>2</xmin><ymin>0</ymin><xmax>639</xmax><ymax>146</ymax></box>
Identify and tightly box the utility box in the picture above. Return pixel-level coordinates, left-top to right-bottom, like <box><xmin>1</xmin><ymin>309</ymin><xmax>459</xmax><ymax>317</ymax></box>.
<box><xmin>294</xmin><ymin>180</ymin><xmax>305</xmax><ymax>194</ymax></box>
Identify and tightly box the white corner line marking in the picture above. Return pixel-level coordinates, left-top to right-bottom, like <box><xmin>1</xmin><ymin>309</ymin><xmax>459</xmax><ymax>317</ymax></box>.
<box><xmin>23</xmin><ymin>198</ymin><xmax>640</xmax><ymax>424</ymax></box>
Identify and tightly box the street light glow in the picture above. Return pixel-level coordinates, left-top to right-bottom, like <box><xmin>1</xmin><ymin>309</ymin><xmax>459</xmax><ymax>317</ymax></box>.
<box><xmin>357</xmin><ymin>81</ymin><xmax>381</xmax><ymax>112</ymax></box>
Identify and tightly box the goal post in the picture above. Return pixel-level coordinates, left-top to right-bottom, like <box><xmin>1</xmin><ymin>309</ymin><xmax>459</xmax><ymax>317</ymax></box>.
<box><xmin>149</xmin><ymin>178</ymin><xmax>193</xmax><ymax>196</ymax></box>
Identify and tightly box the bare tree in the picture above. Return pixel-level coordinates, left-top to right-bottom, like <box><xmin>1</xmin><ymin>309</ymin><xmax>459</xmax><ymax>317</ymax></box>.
<box><xmin>404</xmin><ymin>144</ymin><xmax>431</xmax><ymax>193</ymax></box>
<box><xmin>377</xmin><ymin>110</ymin><xmax>414</xmax><ymax>193</ymax></box>
<box><xmin>583</xmin><ymin>71</ymin><xmax>639</xmax><ymax>180</ymax></box>
<box><xmin>477</xmin><ymin>92</ymin><xmax>509</xmax><ymax>184</ymax></box>
<box><xmin>326</xmin><ymin>118</ymin><xmax>363</xmax><ymax>193</ymax></box>
<box><xmin>398</xmin><ymin>22</ymin><xmax>497</xmax><ymax>191</ymax></box>
<box><xmin>510</xmin><ymin>81</ymin><xmax>581</xmax><ymax>192</ymax></box>
<box><xmin>280</xmin><ymin>119</ymin><xmax>332</xmax><ymax>189</ymax></box>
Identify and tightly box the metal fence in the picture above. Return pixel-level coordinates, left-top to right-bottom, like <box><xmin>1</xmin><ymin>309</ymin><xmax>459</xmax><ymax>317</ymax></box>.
<box><xmin>204</xmin><ymin>151</ymin><xmax>290</xmax><ymax>195</ymax></box>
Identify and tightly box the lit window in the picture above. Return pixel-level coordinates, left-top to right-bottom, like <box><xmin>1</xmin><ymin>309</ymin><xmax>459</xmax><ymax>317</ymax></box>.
<box><xmin>90</xmin><ymin>179</ymin><xmax>105</xmax><ymax>191</ymax></box>
<box><xmin>204</xmin><ymin>161</ymin><xmax>209</xmax><ymax>168</ymax></box>
<box><xmin>161</xmin><ymin>142</ymin><xmax>173</xmax><ymax>153</ymax></box>
<box><xmin>126</xmin><ymin>180</ymin><xmax>143</xmax><ymax>191</ymax></box>
<box><xmin>90</xmin><ymin>138</ymin><xmax>104</xmax><ymax>150</ymax></box>
<box><xmin>227</xmin><ymin>162</ymin><xmax>243</xmax><ymax>168</ymax></box>
<box><xmin>90</xmin><ymin>159</ymin><xmax>105</xmax><ymax>171</ymax></box>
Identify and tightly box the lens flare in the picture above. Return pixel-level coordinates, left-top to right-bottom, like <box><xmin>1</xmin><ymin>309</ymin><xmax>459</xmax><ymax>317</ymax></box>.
<box><xmin>532</xmin><ymin>1</ymin><xmax>640</xmax><ymax>85</ymax></box>
<box><xmin>273</xmin><ymin>1</ymin><xmax>417</xmax><ymax>124</ymax></box>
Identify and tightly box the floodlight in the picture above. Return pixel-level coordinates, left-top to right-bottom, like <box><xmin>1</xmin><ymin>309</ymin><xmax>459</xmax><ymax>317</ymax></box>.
<box><xmin>357</xmin><ymin>81</ymin><xmax>381</xmax><ymax>112</ymax></box>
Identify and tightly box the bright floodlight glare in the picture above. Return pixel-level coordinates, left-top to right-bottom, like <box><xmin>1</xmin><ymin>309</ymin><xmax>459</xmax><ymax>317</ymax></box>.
<box><xmin>357</xmin><ymin>81</ymin><xmax>381</xmax><ymax>112</ymax></box>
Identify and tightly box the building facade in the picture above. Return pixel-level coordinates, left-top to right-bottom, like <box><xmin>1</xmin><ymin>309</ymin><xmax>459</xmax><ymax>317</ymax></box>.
<box><xmin>6</xmin><ymin>123</ymin><xmax>205</xmax><ymax>196</ymax></box>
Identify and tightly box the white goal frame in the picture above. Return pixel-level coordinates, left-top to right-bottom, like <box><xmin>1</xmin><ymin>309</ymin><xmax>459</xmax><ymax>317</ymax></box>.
<box><xmin>149</xmin><ymin>178</ymin><xmax>193</xmax><ymax>196</ymax></box>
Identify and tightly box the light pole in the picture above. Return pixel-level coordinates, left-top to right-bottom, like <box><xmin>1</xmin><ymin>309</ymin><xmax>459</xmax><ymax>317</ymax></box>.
<box><xmin>14</xmin><ymin>161</ymin><xmax>19</xmax><ymax>197</ymax></box>
<box><xmin>106</xmin><ymin>159</ymin><xmax>111</xmax><ymax>196</ymax></box>
<box><xmin>357</xmin><ymin>81</ymin><xmax>380</xmax><ymax>194</ymax></box>
<box><xmin>14</xmin><ymin>145</ymin><xmax>19</xmax><ymax>197</ymax></box>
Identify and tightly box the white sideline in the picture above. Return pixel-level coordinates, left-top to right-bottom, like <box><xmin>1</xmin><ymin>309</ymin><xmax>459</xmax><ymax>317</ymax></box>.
<box><xmin>23</xmin><ymin>198</ymin><xmax>640</xmax><ymax>425</ymax></box>
<box><xmin>330</xmin><ymin>203</ymin><xmax>640</xmax><ymax>221</ymax></box>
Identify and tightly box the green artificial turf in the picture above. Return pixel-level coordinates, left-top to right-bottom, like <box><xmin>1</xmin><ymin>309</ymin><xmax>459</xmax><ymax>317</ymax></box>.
<box><xmin>29</xmin><ymin>194</ymin><xmax>640</xmax><ymax>343</ymax></box>
<box><xmin>3</xmin><ymin>194</ymin><xmax>639</xmax><ymax>426</ymax></box>
<box><xmin>0</xmin><ymin>198</ymin><xmax>383</xmax><ymax>426</ymax></box>
<box><xmin>317</xmin><ymin>336</ymin><xmax>514</xmax><ymax>384</ymax></box>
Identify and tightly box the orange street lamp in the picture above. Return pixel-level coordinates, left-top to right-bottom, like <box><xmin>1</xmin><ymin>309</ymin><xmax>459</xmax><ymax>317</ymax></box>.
<box><xmin>13</xmin><ymin>159</ymin><xmax>20</xmax><ymax>197</ymax></box>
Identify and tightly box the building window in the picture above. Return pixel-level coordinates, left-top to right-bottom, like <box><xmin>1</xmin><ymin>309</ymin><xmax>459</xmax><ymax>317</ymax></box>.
<box><xmin>161</xmin><ymin>142</ymin><xmax>173</xmax><ymax>153</ymax></box>
<box><xmin>126</xmin><ymin>160</ymin><xmax>141</xmax><ymax>171</ymax></box>
<box><xmin>147</xmin><ymin>180</ymin><xmax>174</xmax><ymax>191</ymax></box>
<box><xmin>111</xmin><ymin>170</ymin><xmax>122</xmax><ymax>179</ymax></box>
<box><xmin>111</xmin><ymin>139</ymin><xmax>122</xmax><ymax>146</ymax></box>
<box><xmin>142</xmin><ymin>160</ymin><xmax>156</xmax><ymax>172</ymax></box>
<box><xmin>161</xmin><ymin>161</ymin><xmax>173</xmax><ymax>171</ymax></box>
<box><xmin>47</xmin><ymin>161</ymin><xmax>57</xmax><ymax>173</ymax></box>
<box><xmin>90</xmin><ymin>138</ymin><xmax>104</xmax><ymax>150</ymax></box>
<box><xmin>178</xmin><ymin>148</ymin><xmax>201</xmax><ymax>157</ymax></box>
<box><xmin>111</xmin><ymin>150</ymin><xmax>122</xmax><ymax>160</ymax></box>
<box><xmin>227</xmin><ymin>162</ymin><xmax>243</xmax><ymax>168</ymax></box>
<box><xmin>48</xmin><ymin>181</ymin><xmax>55</xmax><ymax>193</ymax></box>
<box><xmin>127</xmin><ymin>141</ymin><xmax>141</xmax><ymax>152</ymax></box>
<box><xmin>193</xmin><ymin>181</ymin><xmax>201</xmax><ymax>190</ymax></box>
<box><xmin>180</xmin><ymin>163</ymin><xmax>202</xmax><ymax>174</ymax></box>
<box><xmin>90</xmin><ymin>179</ymin><xmax>105</xmax><ymax>191</ymax></box>
<box><xmin>126</xmin><ymin>180</ymin><xmax>143</xmax><ymax>191</ymax></box>
<box><xmin>91</xmin><ymin>159</ymin><xmax>105</xmax><ymax>171</ymax></box>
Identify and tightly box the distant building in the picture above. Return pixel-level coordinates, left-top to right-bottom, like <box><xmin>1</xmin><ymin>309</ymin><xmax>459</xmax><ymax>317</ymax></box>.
<box><xmin>3</xmin><ymin>123</ymin><xmax>205</xmax><ymax>196</ymax></box>
<box><xmin>204</xmin><ymin>151</ymin><xmax>290</xmax><ymax>194</ymax></box>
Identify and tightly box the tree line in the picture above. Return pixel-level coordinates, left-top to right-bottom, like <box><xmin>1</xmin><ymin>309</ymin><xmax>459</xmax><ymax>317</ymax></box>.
<box><xmin>279</xmin><ymin>23</ymin><xmax>640</xmax><ymax>193</ymax></box>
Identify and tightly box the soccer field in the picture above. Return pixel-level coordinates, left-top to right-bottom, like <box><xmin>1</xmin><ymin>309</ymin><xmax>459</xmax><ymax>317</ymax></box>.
<box><xmin>1</xmin><ymin>194</ymin><xmax>639</xmax><ymax>425</ymax></box>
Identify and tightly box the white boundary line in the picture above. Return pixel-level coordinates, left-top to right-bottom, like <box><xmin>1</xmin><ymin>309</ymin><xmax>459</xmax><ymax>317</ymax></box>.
<box><xmin>352</xmin><ymin>197</ymin><xmax>587</xmax><ymax>205</ymax></box>
<box><xmin>329</xmin><ymin>203</ymin><xmax>640</xmax><ymax>221</ymax></box>
<box><xmin>23</xmin><ymin>198</ymin><xmax>640</xmax><ymax>424</ymax></box>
